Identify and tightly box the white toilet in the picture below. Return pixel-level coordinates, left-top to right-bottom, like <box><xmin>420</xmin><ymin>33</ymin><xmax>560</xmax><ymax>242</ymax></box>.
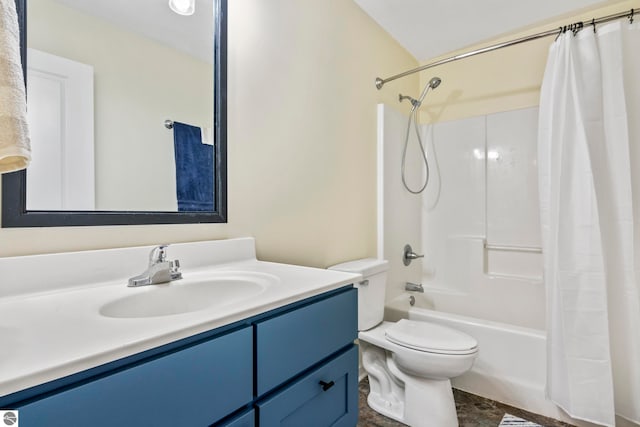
<box><xmin>329</xmin><ymin>258</ymin><xmax>478</xmax><ymax>427</ymax></box>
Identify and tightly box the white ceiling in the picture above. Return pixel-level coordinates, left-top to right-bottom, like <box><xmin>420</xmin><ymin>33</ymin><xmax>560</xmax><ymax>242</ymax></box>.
<box><xmin>50</xmin><ymin>0</ymin><xmax>627</xmax><ymax>65</ymax></box>
<box><xmin>354</xmin><ymin>0</ymin><xmax>623</xmax><ymax>61</ymax></box>
<box><xmin>53</xmin><ymin>0</ymin><xmax>213</xmax><ymax>63</ymax></box>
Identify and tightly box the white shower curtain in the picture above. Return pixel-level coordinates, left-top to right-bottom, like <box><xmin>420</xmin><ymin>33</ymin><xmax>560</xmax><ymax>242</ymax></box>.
<box><xmin>538</xmin><ymin>20</ymin><xmax>640</xmax><ymax>427</ymax></box>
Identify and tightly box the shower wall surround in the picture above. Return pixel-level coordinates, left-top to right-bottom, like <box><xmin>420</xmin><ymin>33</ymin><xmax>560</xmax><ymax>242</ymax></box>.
<box><xmin>378</xmin><ymin>104</ymin><xmax>544</xmax><ymax>330</ymax></box>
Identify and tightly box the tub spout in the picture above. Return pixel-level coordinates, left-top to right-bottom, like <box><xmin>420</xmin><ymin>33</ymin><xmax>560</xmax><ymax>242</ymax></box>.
<box><xmin>405</xmin><ymin>282</ymin><xmax>424</xmax><ymax>293</ymax></box>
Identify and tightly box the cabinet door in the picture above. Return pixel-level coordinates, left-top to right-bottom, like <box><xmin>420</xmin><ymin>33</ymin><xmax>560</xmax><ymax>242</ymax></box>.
<box><xmin>256</xmin><ymin>288</ymin><xmax>357</xmax><ymax>396</ymax></box>
<box><xmin>257</xmin><ymin>345</ymin><xmax>358</xmax><ymax>427</ymax></box>
<box><xmin>19</xmin><ymin>327</ymin><xmax>253</xmax><ymax>427</ymax></box>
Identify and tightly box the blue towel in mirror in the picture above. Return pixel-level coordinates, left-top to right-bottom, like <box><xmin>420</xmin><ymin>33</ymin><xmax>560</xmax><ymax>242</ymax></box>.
<box><xmin>173</xmin><ymin>121</ymin><xmax>214</xmax><ymax>211</ymax></box>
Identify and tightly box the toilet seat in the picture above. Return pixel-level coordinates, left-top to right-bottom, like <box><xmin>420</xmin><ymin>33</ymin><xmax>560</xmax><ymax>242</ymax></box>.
<box><xmin>385</xmin><ymin>319</ymin><xmax>478</xmax><ymax>355</ymax></box>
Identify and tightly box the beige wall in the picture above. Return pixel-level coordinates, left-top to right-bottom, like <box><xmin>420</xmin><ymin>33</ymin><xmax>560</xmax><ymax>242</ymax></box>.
<box><xmin>28</xmin><ymin>0</ymin><xmax>214</xmax><ymax>211</ymax></box>
<box><xmin>417</xmin><ymin>0</ymin><xmax>639</xmax><ymax>123</ymax></box>
<box><xmin>0</xmin><ymin>0</ymin><xmax>418</xmax><ymax>266</ymax></box>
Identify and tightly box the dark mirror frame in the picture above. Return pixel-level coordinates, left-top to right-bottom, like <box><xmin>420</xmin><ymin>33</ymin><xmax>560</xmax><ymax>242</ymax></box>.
<box><xmin>1</xmin><ymin>0</ymin><xmax>227</xmax><ymax>227</ymax></box>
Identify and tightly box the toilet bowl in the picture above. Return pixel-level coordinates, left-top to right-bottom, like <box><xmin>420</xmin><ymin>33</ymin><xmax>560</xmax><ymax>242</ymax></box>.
<box><xmin>329</xmin><ymin>258</ymin><xmax>478</xmax><ymax>427</ymax></box>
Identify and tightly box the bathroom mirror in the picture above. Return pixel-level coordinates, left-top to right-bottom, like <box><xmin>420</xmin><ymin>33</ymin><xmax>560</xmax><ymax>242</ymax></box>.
<box><xmin>1</xmin><ymin>0</ymin><xmax>227</xmax><ymax>226</ymax></box>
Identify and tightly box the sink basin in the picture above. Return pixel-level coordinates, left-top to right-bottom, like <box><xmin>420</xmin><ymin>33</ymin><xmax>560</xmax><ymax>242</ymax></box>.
<box><xmin>100</xmin><ymin>272</ymin><xmax>276</xmax><ymax>318</ymax></box>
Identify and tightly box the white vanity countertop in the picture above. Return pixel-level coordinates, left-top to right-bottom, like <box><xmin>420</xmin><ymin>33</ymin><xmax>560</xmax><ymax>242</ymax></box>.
<box><xmin>0</xmin><ymin>238</ymin><xmax>361</xmax><ymax>398</ymax></box>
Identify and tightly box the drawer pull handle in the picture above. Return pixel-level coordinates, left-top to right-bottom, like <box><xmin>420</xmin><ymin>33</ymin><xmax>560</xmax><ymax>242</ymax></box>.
<box><xmin>319</xmin><ymin>380</ymin><xmax>335</xmax><ymax>391</ymax></box>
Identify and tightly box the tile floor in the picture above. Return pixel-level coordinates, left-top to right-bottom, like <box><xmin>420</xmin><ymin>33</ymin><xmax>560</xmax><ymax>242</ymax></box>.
<box><xmin>357</xmin><ymin>379</ymin><xmax>575</xmax><ymax>427</ymax></box>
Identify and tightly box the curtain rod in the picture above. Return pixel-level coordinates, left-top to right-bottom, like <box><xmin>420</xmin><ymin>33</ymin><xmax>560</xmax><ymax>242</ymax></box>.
<box><xmin>375</xmin><ymin>8</ymin><xmax>635</xmax><ymax>90</ymax></box>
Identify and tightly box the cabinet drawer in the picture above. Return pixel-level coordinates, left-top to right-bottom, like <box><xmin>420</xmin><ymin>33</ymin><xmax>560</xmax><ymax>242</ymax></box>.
<box><xmin>256</xmin><ymin>288</ymin><xmax>357</xmax><ymax>395</ymax></box>
<box><xmin>257</xmin><ymin>345</ymin><xmax>358</xmax><ymax>427</ymax></box>
<box><xmin>19</xmin><ymin>327</ymin><xmax>253</xmax><ymax>427</ymax></box>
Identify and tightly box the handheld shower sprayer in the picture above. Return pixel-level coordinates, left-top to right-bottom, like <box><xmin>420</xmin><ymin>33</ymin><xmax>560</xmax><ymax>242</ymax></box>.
<box><xmin>399</xmin><ymin>76</ymin><xmax>442</xmax><ymax>194</ymax></box>
<box><xmin>399</xmin><ymin>77</ymin><xmax>441</xmax><ymax>112</ymax></box>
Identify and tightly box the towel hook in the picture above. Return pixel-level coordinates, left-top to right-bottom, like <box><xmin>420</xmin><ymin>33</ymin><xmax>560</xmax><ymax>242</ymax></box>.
<box><xmin>164</xmin><ymin>119</ymin><xmax>174</xmax><ymax>129</ymax></box>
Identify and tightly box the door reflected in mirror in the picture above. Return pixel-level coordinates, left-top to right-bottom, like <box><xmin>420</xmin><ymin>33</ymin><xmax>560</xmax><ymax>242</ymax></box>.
<box><xmin>26</xmin><ymin>0</ymin><xmax>215</xmax><ymax>212</ymax></box>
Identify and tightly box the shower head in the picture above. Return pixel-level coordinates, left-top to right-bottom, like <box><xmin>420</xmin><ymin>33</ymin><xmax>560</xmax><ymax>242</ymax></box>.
<box><xmin>408</xmin><ymin>76</ymin><xmax>442</xmax><ymax>112</ymax></box>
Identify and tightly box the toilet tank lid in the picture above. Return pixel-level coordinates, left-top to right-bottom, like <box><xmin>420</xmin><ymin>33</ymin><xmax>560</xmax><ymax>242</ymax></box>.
<box><xmin>328</xmin><ymin>258</ymin><xmax>389</xmax><ymax>276</ymax></box>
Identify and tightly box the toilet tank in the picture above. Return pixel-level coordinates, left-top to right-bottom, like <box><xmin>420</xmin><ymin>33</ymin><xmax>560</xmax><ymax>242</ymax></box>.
<box><xmin>328</xmin><ymin>258</ymin><xmax>388</xmax><ymax>331</ymax></box>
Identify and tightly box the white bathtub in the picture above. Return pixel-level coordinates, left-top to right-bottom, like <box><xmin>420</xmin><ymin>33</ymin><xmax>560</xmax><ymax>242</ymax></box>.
<box><xmin>383</xmin><ymin>294</ymin><xmax>598</xmax><ymax>427</ymax></box>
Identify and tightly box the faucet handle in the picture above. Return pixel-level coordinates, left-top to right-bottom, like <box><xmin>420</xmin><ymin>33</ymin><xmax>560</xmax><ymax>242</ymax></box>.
<box><xmin>149</xmin><ymin>245</ymin><xmax>169</xmax><ymax>265</ymax></box>
<box><xmin>170</xmin><ymin>259</ymin><xmax>183</xmax><ymax>280</ymax></box>
<box><xmin>403</xmin><ymin>244</ymin><xmax>424</xmax><ymax>266</ymax></box>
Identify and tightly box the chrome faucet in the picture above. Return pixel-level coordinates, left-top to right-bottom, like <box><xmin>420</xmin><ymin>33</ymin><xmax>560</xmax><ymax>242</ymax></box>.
<box><xmin>405</xmin><ymin>282</ymin><xmax>424</xmax><ymax>293</ymax></box>
<box><xmin>127</xmin><ymin>245</ymin><xmax>182</xmax><ymax>287</ymax></box>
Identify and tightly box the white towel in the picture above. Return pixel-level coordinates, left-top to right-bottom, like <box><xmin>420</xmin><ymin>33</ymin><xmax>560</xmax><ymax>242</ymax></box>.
<box><xmin>201</xmin><ymin>126</ymin><xmax>214</xmax><ymax>146</ymax></box>
<box><xmin>0</xmin><ymin>0</ymin><xmax>30</xmax><ymax>174</ymax></box>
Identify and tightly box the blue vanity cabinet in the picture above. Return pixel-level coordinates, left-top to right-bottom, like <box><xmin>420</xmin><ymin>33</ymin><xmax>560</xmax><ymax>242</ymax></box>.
<box><xmin>17</xmin><ymin>326</ymin><xmax>253</xmax><ymax>427</ymax></box>
<box><xmin>4</xmin><ymin>286</ymin><xmax>358</xmax><ymax>427</ymax></box>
